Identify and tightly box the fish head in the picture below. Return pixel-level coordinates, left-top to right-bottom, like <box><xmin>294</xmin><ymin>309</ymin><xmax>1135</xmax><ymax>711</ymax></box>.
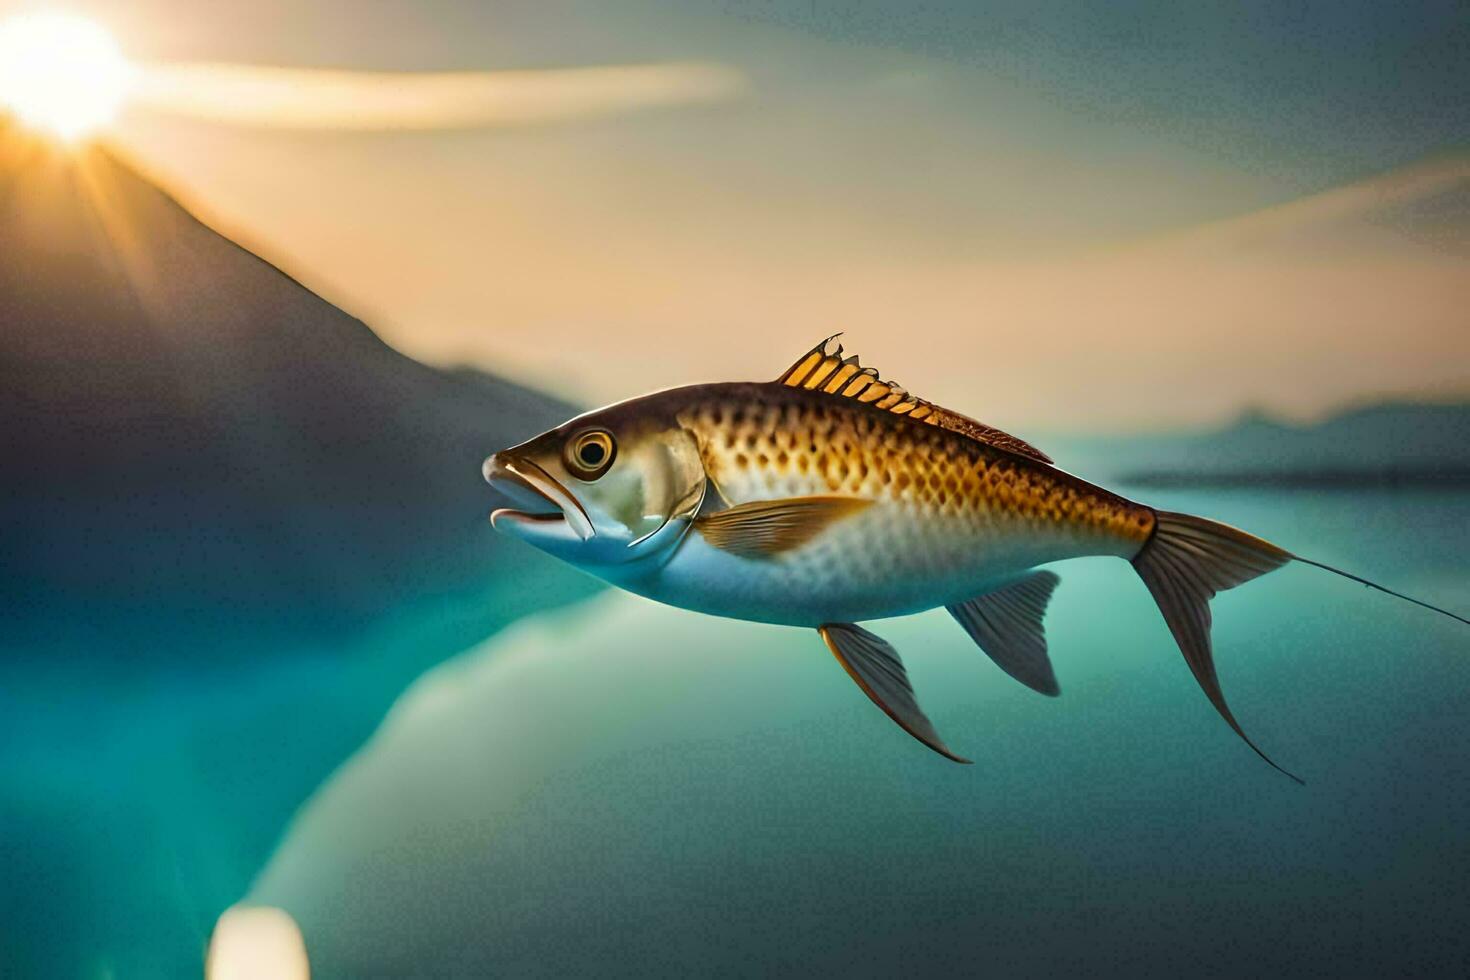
<box><xmin>483</xmin><ymin>402</ymin><xmax>707</xmax><ymax>572</ymax></box>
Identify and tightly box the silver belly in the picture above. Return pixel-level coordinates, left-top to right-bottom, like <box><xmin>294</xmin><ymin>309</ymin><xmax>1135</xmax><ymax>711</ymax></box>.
<box><xmin>619</xmin><ymin>501</ymin><xmax>1128</xmax><ymax>627</ymax></box>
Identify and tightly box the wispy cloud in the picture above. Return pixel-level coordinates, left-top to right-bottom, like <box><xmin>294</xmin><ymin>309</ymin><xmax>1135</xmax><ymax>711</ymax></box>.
<box><xmin>129</xmin><ymin>61</ymin><xmax>747</xmax><ymax>130</ymax></box>
<box><xmin>1145</xmin><ymin>152</ymin><xmax>1470</xmax><ymax>255</ymax></box>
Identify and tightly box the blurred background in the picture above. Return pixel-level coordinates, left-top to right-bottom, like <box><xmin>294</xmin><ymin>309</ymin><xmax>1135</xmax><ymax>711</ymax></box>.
<box><xmin>0</xmin><ymin>2</ymin><xmax>1466</xmax><ymax>976</ymax></box>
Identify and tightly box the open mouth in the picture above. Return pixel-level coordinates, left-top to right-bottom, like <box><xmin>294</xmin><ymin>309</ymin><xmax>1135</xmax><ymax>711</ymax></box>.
<box><xmin>482</xmin><ymin>454</ymin><xmax>594</xmax><ymax>540</ymax></box>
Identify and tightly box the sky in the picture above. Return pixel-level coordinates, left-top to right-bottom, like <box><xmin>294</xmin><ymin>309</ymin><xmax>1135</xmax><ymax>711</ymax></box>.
<box><xmin>8</xmin><ymin>0</ymin><xmax>1469</xmax><ymax>428</ymax></box>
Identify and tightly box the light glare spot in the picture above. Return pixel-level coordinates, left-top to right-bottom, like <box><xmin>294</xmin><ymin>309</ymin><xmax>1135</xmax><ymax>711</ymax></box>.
<box><xmin>0</xmin><ymin>11</ymin><xmax>133</xmax><ymax>140</ymax></box>
<box><xmin>206</xmin><ymin>905</ymin><xmax>311</xmax><ymax>980</ymax></box>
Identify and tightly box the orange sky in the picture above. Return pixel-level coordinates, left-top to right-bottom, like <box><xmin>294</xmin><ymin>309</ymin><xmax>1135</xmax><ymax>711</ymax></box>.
<box><xmin>111</xmin><ymin>109</ymin><xmax>1467</xmax><ymax>431</ymax></box>
<box><xmin>21</xmin><ymin>0</ymin><xmax>1460</xmax><ymax>431</ymax></box>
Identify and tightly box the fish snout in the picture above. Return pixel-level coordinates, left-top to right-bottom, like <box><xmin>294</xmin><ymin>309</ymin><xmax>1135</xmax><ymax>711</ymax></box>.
<box><xmin>483</xmin><ymin>453</ymin><xmax>553</xmax><ymax>514</ymax></box>
<box><xmin>482</xmin><ymin>451</ymin><xmax>596</xmax><ymax>541</ymax></box>
<box><xmin>482</xmin><ymin>452</ymin><xmax>505</xmax><ymax>486</ymax></box>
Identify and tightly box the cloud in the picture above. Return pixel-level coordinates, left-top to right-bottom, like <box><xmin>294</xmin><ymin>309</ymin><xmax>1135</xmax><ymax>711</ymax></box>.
<box><xmin>129</xmin><ymin>61</ymin><xmax>747</xmax><ymax>130</ymax></box>
<box><xmin>1141</xmin><ymin>152</ymin><xmax>1470</xmax><ymax>256</ymax></box>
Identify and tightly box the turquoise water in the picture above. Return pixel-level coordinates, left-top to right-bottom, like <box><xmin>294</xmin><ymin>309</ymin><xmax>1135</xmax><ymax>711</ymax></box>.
<box><xmin>246</xmin><ymin>488</ymin><xmax>1470</xmax><ymax>976</ymax></box>
<box><xmin>0</xmin><ymin>553</ymin><xmax>591</xmax><ymax>978</ymax></box>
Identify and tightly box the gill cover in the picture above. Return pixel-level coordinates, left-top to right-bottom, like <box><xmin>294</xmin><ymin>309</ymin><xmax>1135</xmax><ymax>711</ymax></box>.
<box><xmin>612</xmin><ymin>423</ymin><xmax>708</xmax><ymax>554</ymax></box>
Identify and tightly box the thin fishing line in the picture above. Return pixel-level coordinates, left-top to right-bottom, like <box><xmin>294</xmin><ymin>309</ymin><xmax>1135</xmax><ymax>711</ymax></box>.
<box><xmin>1294</xmin><ymin>556</ymin><xmax>1470</xmax><ymax>627</ymax></box>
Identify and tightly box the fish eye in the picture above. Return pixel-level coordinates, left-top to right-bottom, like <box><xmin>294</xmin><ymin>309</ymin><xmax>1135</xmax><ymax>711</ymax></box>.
<box><xmin>564</xmin><ymin>429</ymin><xmax>616</xmax><ymax>480</ymax></box>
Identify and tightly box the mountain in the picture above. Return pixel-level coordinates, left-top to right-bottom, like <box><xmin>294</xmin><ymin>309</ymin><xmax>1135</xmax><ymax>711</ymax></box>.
<box><xmin>0</xmin><ymin>120</ymin><xmax>595</xmax><ymax>977</ymax></box>
<box><xmin>1047</xmin><ymin>401</ymin><xmax>1470</xmax><ymax>489</ymax></box>
<box><xmin>0</xmin><ymin>121</ymin><xmax>585</xmax><ymax>651</ymax></box>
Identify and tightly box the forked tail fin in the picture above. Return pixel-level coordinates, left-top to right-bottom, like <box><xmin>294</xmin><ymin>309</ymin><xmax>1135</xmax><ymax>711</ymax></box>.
<box><xmin>1131</xmin><ymin>511</ymin><xmax>1301</xmax><ymax>783</ymax></box>
<box><xmin>1135</xmin><ymin>509</ymin><xmax>1469</xmax><ymax>785</ymax></box>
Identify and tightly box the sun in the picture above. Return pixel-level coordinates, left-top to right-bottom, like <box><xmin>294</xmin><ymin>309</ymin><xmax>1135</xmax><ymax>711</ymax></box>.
<box><xmin>0</xmin><ymin>11</ymin><xmax>133</xmax><ymax>141</ymax></box>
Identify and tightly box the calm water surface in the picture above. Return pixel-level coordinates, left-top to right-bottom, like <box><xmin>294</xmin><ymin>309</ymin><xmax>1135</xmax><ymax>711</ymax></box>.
<box><xmin>250</xmin><ymin>489</ymin><xmax>1470</xmax><ymax>977</ymax></box>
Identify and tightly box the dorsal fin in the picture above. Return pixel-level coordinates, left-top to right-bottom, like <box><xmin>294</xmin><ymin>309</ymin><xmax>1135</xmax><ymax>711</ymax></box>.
<box><xmin>775</xmin><ymin>335</ymin><xmax>1054</xmax><ymax>465</ymax></box>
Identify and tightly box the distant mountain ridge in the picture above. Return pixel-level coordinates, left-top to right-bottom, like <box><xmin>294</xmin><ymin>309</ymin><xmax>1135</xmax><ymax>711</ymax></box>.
<box><xmin>1051</xmin><ymin>401</ymin><xmax>1470</xmax><ymax>488</ymax></box>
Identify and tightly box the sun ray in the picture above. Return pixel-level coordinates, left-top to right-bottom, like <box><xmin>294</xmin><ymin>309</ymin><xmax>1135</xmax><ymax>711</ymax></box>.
<box><xmin>71</xmin><ymin>144</ymin><xmax>164</xmax><ymax>322</ymax></box>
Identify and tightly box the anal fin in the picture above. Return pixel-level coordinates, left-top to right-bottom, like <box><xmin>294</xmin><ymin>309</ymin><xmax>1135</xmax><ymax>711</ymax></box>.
<box><xmin>819</xmin><ymin>623</ymin><xmax>971</xmax><ymax>764</ymax></box>
<box><xmin>946</xmin><ymin>571</ymin><xmax>1062</xmax><ymax>696</ymax></box>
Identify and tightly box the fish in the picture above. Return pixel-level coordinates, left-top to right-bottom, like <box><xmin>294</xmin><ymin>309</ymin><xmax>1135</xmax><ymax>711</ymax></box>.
<box><xmin>483</xmin><ymin>335</ymin><xmax>1468</xmax><ymax>778</ymax></box>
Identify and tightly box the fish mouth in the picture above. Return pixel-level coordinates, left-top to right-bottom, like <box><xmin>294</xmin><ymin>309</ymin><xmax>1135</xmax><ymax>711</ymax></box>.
<box><xmin>483</xmin><ymin>453</ymin><xmax>595</xmax><ymax>541</ymax></box>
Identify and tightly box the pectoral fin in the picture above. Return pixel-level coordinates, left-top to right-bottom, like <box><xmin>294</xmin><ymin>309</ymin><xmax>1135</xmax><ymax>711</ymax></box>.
<box><xmin>946</xmin><ymin>571</ymin><xmax>1062</xmax><ymax>696</ymax></box>
<box><xmin>695</xmin><ymin>496</ymin><xmax>871</xmax><ymax>558</ymax></box>
<box><xmin>819</xmin><ymin>623</ymin><xmax>971</xmax><ymax>764</ymax></box>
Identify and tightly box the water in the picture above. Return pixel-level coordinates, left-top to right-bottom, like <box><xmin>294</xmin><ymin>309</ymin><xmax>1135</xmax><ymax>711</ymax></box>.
<box><xmin>0</xmin><ymin>547</ymin><xmax>591</xmax><ymax>979</ymax></box>
<box><xmin>245</xmin><ymin>489</ymin><xmax>1470</xmax><ymax>976</ymax></box>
